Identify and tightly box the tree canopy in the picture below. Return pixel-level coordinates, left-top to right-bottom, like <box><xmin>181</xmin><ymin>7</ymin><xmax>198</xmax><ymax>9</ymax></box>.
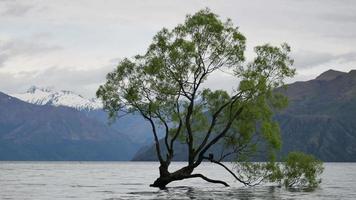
<box><xmin>97</xmin><ymin>9</ymin><xmax>322</xmax><ymax>189</ymax></box>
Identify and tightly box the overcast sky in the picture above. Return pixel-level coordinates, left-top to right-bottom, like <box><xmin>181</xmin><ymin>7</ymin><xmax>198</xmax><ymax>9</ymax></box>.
<box><xmin>0</xmin><ymin>0</ymin><xmax>355</xmax><ymax>97</ymax></box>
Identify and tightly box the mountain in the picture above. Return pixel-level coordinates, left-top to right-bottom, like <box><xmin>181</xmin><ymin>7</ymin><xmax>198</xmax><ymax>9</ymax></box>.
<box><xmin>315</xmin><ymin>69</ymin><xmax>346</xmax><ymax>81</ymax></box>
<box><xmin>11</xmin><ymin>86</ymin><xmax>158</xmax><ymax>145</ymax></box>
<box><xmin>0</xmin><ymin>92</ymin><xmax>139</xmax><ymax>160</ymax></box>
<box><xmin>276</xmin><ymin>69</ymin><xmax>356</xmax><ymax>161</ymax></box>
<box><xmin>12</xmin><ymin>86</ymin><xmax>102</xmax><ymax>111</ymax></box>
<box><xmin>85</xmin><ymin>110</ymin><xmax>161</xmax><ymax>145</ymax></box>
<box><xmin>133</xmin><ymin>69</ymin><xmax>356</xmax><ymax>162</ymax></box>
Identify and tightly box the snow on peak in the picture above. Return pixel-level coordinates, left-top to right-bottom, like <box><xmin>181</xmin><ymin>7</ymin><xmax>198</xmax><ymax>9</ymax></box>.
<box><xmin>12</xmin><ymin>86</ymin><xmax>102</xmax><ymax>111</ymax></box>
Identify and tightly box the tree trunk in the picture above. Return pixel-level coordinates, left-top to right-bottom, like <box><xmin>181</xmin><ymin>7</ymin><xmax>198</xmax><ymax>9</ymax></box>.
<box><xmin>150</xmin><ymin>165</ymin><xmax>194</xmax><ymax>189</ymax></box>
<box><xmin>150</xmin><ymin>164</ymin><xmax>229</xmax><ymax>189</ymax></box>
<box><xmin>150</xmin><ymin>175</ymin><xmax>175</xmax><ymax>189</ymax></box>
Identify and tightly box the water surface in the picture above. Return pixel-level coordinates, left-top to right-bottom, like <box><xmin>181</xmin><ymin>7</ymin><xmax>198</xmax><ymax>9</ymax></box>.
<box><xmin>0</xmin><ymin>162</ymin><xmax>355</xmax><ymax>199</ymax></box>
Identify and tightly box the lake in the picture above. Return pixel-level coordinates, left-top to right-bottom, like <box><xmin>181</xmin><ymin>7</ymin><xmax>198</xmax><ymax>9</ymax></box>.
<box><xmin>0</xmin><ymin>162</ymin><xmax>355</xmax><ymax>199</ymax></box>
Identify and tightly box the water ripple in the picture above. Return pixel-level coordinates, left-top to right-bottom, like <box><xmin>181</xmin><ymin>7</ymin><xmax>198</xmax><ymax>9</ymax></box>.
<box><xmin>0</xmin><ymin>162</ymin><xmax>355</xmax><ymax>200</ymax></box>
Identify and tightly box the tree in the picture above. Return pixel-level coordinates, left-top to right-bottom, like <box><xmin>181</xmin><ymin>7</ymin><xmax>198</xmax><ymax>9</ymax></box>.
<box><xmin>97</xmin><ymin>9</ymin><xmax>322</xmax><ymax>189</ymax></box>
<box><xmin>281</xmin><ymin>152</ymin><xmax>324</xmax><ymax>189</ymax></box>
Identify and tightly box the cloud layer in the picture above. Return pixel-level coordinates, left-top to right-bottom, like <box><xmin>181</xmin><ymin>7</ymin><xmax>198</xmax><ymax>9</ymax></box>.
<box><xmin>0</xmin><ymin>0</ymin><xmax>355</xmax><ymax>97</ymax></box>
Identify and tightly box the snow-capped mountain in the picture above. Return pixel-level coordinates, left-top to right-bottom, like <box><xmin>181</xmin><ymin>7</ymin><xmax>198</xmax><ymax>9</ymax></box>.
<box><xmin>12</xmin><ymin>86</ymin><xmax>102</xmax><ymax>111</ymax></box>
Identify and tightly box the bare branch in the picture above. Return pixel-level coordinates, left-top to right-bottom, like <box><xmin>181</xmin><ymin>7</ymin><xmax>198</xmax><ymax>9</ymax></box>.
<box><xmin>154</xmin><ymin>110</ymin><xmax>171</xmax><ymax>156</ymax></box>
<box><xmin>169</xmin><ymin>95</ymin><xmax>183</xmax><ymax>154</ymax></box>
<box><xmin>203</xmin><ymin>156</ymin><xmax>250</xmax><ymax>186</ymax></box>
<box><xmin>135</xmin><ymin>105</ymin><xmax>164</xmax><ymax>164</ymax></box>
<box><xmin>185</xmin><ymin>174</ymin><xmax>229</xmax><ymax>187</ymax></box>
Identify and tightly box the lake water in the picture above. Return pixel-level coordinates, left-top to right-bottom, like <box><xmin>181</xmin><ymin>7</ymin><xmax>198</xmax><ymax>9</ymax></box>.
<box><xmin>0</xmin><ymin>162</ymin><xmax>355</xmax><ymax>200</ymax></box>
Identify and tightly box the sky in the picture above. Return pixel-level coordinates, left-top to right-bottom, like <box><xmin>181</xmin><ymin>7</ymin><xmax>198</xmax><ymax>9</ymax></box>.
<box><xmin>0</xmin><ymin>0</ymin><xmax>355</xmax><ymax>97</ymax></box>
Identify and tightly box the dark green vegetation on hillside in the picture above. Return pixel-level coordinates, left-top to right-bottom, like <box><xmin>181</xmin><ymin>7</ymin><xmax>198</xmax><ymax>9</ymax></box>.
<box><xmin>97</xmin><ymin>9</ymin><xmax>322</xmax><ymax>189</ymax></box>
<box><xmin>279</xmin><ymin>69</ymin><xmax>356</xmax><ymax>161</ymax></box>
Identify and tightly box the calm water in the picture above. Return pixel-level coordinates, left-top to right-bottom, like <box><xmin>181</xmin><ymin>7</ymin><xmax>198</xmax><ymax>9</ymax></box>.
<box><xmin>0</xmin><ymin>162</ymin><xmax>355</xmax><ymax>200</ymax></box>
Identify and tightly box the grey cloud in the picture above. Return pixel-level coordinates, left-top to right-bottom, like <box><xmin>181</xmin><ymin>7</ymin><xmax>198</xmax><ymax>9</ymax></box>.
<box><xmin>0</xmin><ymin>39</ymin><xmax>61</xmax><ymax>67</ymax></box>
<box><xmin>0</xmin><ymin>70</ymin><xmax>37</xmax><ymax>94</ymax></box>
<box><xmin>322</xmin><ymin>31</ymin><xmax>356</xmax><ymax>39</ymax></box>
<box><xmin>0</xmin><ymin>53</ymin><xmax>9</xmax><ymax>68</ymax></box>
<box><xmin>318</xmin><ymin>12</ymin><xmax>356</xmax><ymax>38</ymax></box>
<box><xmin>0</xmin><ymin>0</ymin><xmax>34</xmax><ymax>17</ymax></box>
<box><xmin>293</xmin><ymin>51</ymin><xmax>334</xmax><ymax>69</ymax></box>
<box><xmin>339</xmin><ymin>52</ymin><xmax>356</xmax><ymax>62</ymax></box>
<box><xmin>293</xmin><ymin>51</ymin><xmax>356</xmax><ymax>69</ymax></box>
<box><xmin>0</xmin><ymin>65</ymin><xmax>115</xmax><ymax>98</ymax></box>
<box><xmin>320</xmin><ymin>13</ymin><xmax>356</xmax><ymax>24</ymax></box>
<box><xmin>0</xmin><ymin>0</ymin><xmax>356</xmax><ymax>96</ymax></box>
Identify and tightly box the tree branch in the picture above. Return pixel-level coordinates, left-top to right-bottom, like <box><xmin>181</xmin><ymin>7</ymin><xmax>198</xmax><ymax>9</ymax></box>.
<box><xmin>194</xmin><ymin>106</ymin><xmax>244</xmax><ymax>167</ymax></box>
<box><xmin>194</xmin><ymin>92</ymin><xmax>242</xmax><ymax>158</ymax></box>
<box><xmin>203</xmin><ymin>156</ymin><xmax>250</xmax><ymax>186</ymax></box>
<box><xmin>185</xmin><ymin>174</ymin><xmax>229</xmax><ymax>187</ymax></box>
<box><xmin>136</xmin><ymin>106</ymin><xmax>164</xmax><ymax>164</ymax></box>
<box><xmin>154</xmin><ymin>110</ymin><xmax>171</xmax><ymax>156</ymax></box>
<box><xmin>170</xmin><ymin>96</ymin><xmax>183</xmax><ymax>155</ymax></box>
<box><xmin>185</xmin><ymin>95</ymin><xmax>195</xmax><ymax>165</ymax></box>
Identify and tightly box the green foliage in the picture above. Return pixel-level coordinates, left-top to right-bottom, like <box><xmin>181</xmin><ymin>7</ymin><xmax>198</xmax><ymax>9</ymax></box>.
<box><xmin>280</xmin><ymin>152</ymin><xmax>324</xmax><ymax>188</ymax></box>
<box><xmin>97</xmin><ymin>8</ymin><xmax>294</xmax><ymax>158</ymax></box>
<box><xmin>233</xmin><ymin>152</ymin><xmax>323</xmax><ymax>189</ymax></box>
<box><xmin>96</xmin><ymin>8</ymin><xmax>319</xmax><ymax>189</ymax></box>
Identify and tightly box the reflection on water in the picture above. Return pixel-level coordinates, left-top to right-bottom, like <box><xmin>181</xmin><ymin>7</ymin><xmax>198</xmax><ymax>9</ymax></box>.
<box><xmin>0</xmin><ymin>162</ymin><xmax>355</xmax><ymax>200</ymax></box>
<box><xmin>128</xmin><ymin>186</ymin><xmax>284</xmax><ymax>200</ymax></box>
<box><xmin>127</xmin><ymin>185</ymin><xmax>318</xmax><ymax>200</ymax></box>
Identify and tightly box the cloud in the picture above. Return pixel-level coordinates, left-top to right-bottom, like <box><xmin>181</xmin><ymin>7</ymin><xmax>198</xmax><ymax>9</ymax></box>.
<box><xmin>320</xmin><ymin>13</ymin><xmax>356</xmax><ymax>24</ymax></box>
<box><xmin>0</xmin><ymin>0</ymin><xmax>34</xmax><ymax>17</ymax></box>
<box><xmin>0</xmin><ymin>53</ymin><xmax>9</xmax><ymax>68</ymax></box>
<box><xmin>317</xmin><ymin>11</ymin><xmax>356</xmax><ymax>39</ymax></box>
<box><xmin>0</xmin><ymin>0</ymin><xmax>356</xmax><ymax>97</ymax></box>
<box><xmin>293</xmin><ymin>51</ymin><xmax>356</xmax><ymax>69</ymax></box>
<box><xmin>0</xmin><ymin>38</ymin><xmax>61</xmax><ymax>68</ymax></box>
<box><xmin>0</xmin><ymin>65</ymin><xmax>115</xmax><ymax>97</ymax></box>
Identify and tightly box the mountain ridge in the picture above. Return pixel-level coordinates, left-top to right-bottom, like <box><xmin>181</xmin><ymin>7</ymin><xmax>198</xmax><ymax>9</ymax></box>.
<box><xmin>2</xmin><ymin>69</ymin><xmax>356</xmax><ymax>161</ymax></box>
<box><xmin>12</xmin><ymin>86</ymin><xmax>102</xmax><ymax>111</ymax></box>
<box><xmin>11</xmin><ymin>86</ymin><xmax>161</xmax><ymax>146</ymax></box>
<box><xmin>0</xmin><ymin>91</ymin><xmax>139</xmax><ymax>160</ymax></box>
<box><xmin>315</xmin><ymin>69</ymin><xmax>346</xmax><ymax>81</ymax></box>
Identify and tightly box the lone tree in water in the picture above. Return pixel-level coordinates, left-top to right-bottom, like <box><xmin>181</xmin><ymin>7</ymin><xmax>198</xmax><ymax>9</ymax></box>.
<box><xmin>97</xmin><ymin>9</ymin><xmax>322</xmax><ymax>189</ymax></box>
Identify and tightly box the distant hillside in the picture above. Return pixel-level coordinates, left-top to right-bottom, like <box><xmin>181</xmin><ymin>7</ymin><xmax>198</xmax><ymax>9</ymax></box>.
<box><xmin>133</xmin><ymin>69</ymin><xmax>356</xmax><ymax>162</ymax></box>
<box><xmin>11</xmin><ymin>86</ymin><xmax>158</xmax><ymax>145</ymax></box>
<box><xmin>277</xmin><ymin>69</ymin><xmax>356</xmax><ymax>161</ymax></box>
<box><xmin>0</xmin><ymin>92</ymin><xmax>138</xmax><ymax>160</ymax></box>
